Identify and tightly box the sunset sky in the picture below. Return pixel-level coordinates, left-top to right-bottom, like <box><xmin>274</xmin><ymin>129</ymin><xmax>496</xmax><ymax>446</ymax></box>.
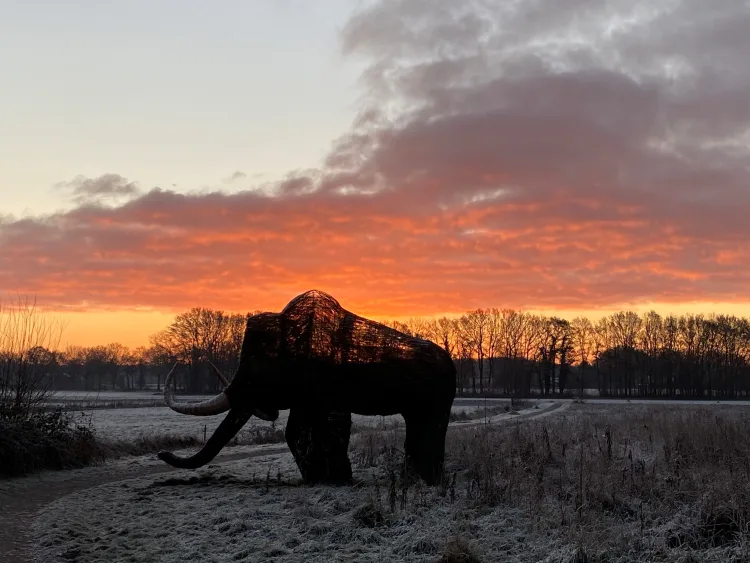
<box><xmin>2</xmin><ymin>0</ymin><xmax>749</xmax><ymax>349</ymax></box>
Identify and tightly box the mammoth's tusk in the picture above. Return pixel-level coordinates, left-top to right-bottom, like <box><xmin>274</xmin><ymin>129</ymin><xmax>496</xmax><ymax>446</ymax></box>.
<box><xmin>158</xmin><ymin>408</ymin><xmax>252</xmax><ymax>469</ymax></box>
<box><xmin>163</xmin><ymin>361</ymin><xmax>231</xmax><ymax>416</ymax></box>
<box><xmin>208</xmin><ymin>361</ymin><xmax>230</xmax><ymax>389</ymax></box>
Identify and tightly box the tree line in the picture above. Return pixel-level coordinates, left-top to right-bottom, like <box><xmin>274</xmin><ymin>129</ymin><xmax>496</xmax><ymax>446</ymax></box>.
<box><xmin>397</xmin><ymin>310</ymin><xmax>750</xmax><ymax>399</ymax></box>
<box><xmin>3</xmin><ymin>299</ymin><xmax>750</xmax><ymax>401</ymax></box>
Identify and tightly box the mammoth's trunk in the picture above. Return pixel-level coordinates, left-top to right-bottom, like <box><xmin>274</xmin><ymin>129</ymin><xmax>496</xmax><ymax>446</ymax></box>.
<box><xmin>163</xmin><ymin>362</ymin><xmax>231</xmax><ymax>416</ymax></box>
<box><xmin>157</xmin><ymin>408</ymin><xmax>252</xmax><ymax>469</ymax></box>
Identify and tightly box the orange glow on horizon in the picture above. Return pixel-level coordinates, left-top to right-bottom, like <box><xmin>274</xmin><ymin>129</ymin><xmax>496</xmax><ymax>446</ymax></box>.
<box><xmin>40</xmin><ymin>300</ymin><xmax>750</xmax><ymax>350</ymax></box>
<box><xmin>2</xmin><ymin>1</ymin><xmax>749</xmax><ymax>359</ymax></box>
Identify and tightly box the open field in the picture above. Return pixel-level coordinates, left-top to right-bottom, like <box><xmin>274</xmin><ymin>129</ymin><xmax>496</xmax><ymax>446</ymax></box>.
<box><xmin>47</xmin><ymin>389</ymin><xmax>750</xmax><ymax>412</ymax></box>
<box><xmin>22</xmin><ymin>401</ymin><xmax>750</xmax><ymax>562</ymax></box>
<box><xmin>72</xmin><ymin>396</ymin><xmax>749</xmax><ymax>447</ymax></box>
<box><xmin>71</xmin><ymin>399</ymin><xmax>531</xmax><ymax>443</ymax></box>
<box><xmin>45</xmin><ymin>390</ymin><xmax>219</xmax><ymax>410</ymax></box>
<box><xmin>47</xmin><ymin>391</ymin><xmax>538</xmax><ymax>410</ymax></box>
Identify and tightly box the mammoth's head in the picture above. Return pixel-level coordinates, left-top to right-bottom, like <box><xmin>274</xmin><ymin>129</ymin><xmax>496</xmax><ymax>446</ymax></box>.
<box><xmin>156</xmin><ymin>291</ymin><xmax>340</xmax><ymax>470</ymax></box>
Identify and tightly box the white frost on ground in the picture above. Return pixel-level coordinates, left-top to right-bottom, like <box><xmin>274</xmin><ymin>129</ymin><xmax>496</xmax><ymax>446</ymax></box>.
<box><xmin>31</xmin><ymin>453</ymin><xmax>567</xmax><ymax>563</ymax></box>
<box><xmin>0</xmin><ymin>401</ymin><xmax>569</xmax><ymax>491</ymax></box>
<box><xmin>80</xmin><ymin>401</ymin><xmax>553</xmax><ymax>442</ymax></box>
<box><xmin>81</xmin><ymin>406</ymin><xmax>283</xmax><ymax>442</ymax></box>
<box><xmin>24</xmin><ymin>401</ymin><xmax>750</xmax><ymax>563</ymax></box>
<box><xmin>82</xmin><ymin>407</ymin><xmax>409</xmax><ymax>442</ymax></box>
<box><xmin>0</xmin><ymin>443</ymin><xmax>290</xmax><ymax>494</ymax></box>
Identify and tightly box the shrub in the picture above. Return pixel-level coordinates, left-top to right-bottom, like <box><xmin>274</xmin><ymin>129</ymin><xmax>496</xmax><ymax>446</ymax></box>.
<box><xmin>0</xmin><ymin>405</ymin><xmax>103</xmax><ymax>477</ymax></box>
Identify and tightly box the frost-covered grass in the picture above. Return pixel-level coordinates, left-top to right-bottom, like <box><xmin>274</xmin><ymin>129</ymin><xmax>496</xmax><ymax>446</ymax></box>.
<box><xmin>32</xmin><ymin>453</ymin><xmax>538</xmax><ymax>563</ymax></box>
<box><xmin>32</xmin><ymin>403</ymin><xmax>750</xmax><ymax>562</ymax></box>
<box><xmin>82</xmin><ymin>403</ymin><xmax>521</xmax><ymax>443</ymax></box>
<box><xmin>46</xmin><ymin>391</ymin><xmax>218</xmax><ymax>410</ymax></box>
<box><xmin>0</xmin><ymin>399</ymin><xmax>551</xmax><ymax>482</ymax></box>
<box><xmin>349</xmin><ymin>403</ymin><xmax>750</xmax><ymax>562</ymax></box>
<box><xmin>55</xmin><ymin>402</ymin><xmax>541</xmax><ymax>472</ymax></box>
<box><xmin>80</xmin><ymin>406</ymin><xmax>282</xmax><ymax>442</ymax></box>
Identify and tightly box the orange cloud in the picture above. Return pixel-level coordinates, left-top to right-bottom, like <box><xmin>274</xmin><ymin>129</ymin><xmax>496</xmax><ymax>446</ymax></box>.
<box><xmin>2</xmin><ymin>0</ymin><xmax>750</xmax><ymax>341</ymax></box>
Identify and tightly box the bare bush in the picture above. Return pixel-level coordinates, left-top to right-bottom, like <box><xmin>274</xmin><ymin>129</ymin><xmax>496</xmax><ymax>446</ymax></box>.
<box><xmin>0</xmin><ymin>410</ymin><xmax>102</xmax><ymax>477</ymax></box>
<box><xmin>0</xmin><ymin>295</ymin><xmax>64</xmax><ymax>414</ymax></box>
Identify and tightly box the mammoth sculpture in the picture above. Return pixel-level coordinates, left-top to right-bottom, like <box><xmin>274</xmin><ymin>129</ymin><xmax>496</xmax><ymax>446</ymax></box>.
<box><xmin>158</xmin><ymin>290</ymin><xmax>456</xmax><ymax>485</ymax></box>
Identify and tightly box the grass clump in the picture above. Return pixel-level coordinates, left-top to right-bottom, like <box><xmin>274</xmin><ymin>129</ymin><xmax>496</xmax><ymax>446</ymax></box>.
<box><xmin>439</xmin><ymin>536</ymin><xmax>482</xmax><ymax>563</ymax></box>
<box><xmin>352</xmin><ymin>499</ymin><xmax>388</xmax><ymax>528</ymax></box>
<box><xmin>232</xmin><ymin>423</ymin><xmax>286</xmax><ymax>446</ymax></box>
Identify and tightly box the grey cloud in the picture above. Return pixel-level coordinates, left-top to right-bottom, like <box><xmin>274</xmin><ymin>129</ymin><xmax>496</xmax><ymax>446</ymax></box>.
<box><xmin>56</xmin><ymin>174</ymin><xmax>140</xmax><ymax>204</ymax></box>
<box><xmin>223</xmin><ymin>171</ymin><xmax>248</xmax><ymax>183</ymax></box>
<box><xmin>330</xmin><ymin>0</ymin><xmax>750</xmax><ymax>202</ymax></box>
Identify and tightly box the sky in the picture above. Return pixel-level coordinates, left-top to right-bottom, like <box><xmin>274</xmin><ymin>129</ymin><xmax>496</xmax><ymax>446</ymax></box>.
<box><xmin>1</xmin><ymin>0</ymin><xmax>749</xmax><ymax>349</ymax></box>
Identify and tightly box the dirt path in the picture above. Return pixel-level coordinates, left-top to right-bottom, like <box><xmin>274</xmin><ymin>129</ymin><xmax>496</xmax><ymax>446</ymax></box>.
<box><xmin>0</xmin><ymin>402</ymin><xmax>567</xmax><ymax>563</ymax></box>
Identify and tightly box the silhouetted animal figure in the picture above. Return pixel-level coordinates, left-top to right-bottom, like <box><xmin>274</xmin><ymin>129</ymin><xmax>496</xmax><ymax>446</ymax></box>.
<box><xmin>158</xmin><ymin>290</ymin><xmax>456</xmax><ymax>485</ymax></box>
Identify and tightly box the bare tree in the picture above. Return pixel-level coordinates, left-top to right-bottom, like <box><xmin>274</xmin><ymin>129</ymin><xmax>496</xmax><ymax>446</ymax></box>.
<box><xmin>460</xmin><ymin>310</ymin><xmax>491</xmax><ymax>394</ymax></box>
<box><xmin>570</xmin><ymin>317</ymin><xmax>595</xmax><ymax>367</ymax></box>
<box><xmin>149</xmin><ymin>308</ymin><xmax>249</xmax><ymax>393</ymax></box>
<box><xmin>640</xmin><ymin>311</ymin><xmax>663</xmax><ymax>395</ymax></box>
<box><xmin>434</xmin><ymin>316</ymin><xmax>459</xmax><ymax>358</ymax></box>
<box><xmin>404</xmin><ymin>317</ymin><xmax>432</xmax><ymax>339</ymax></box>
<box><xmin>132</xmin><ymin>346</ymin><xmax>148</xmax><ymax>390</ymax></box>
<box><xmin>537</xmin><ymin>317</ymin><xmax>571</xmax><ymax>395</ymax></box>
<box><xmin>496</xmin><ymin>309</ymin><xmax>527</xmax><ymax>394</ymax></box>
<box><xmin>485</xmin><ymin>308</ymin><xmax>502</xmax><ymax>390</ymax></box>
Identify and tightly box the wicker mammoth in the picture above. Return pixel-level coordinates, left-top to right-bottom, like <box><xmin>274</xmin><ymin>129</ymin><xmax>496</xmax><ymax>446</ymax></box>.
<box><xmin>158</xmin><ymin>290</ymin><xmax>456</xmax><ymax>485</ymax></box>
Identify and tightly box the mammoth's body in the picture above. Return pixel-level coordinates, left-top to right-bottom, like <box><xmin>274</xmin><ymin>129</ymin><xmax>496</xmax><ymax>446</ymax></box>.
<box><xmin>158</xmin><ymin>290</ymin><xmax>456</xmax><ymax>485</ymax></box>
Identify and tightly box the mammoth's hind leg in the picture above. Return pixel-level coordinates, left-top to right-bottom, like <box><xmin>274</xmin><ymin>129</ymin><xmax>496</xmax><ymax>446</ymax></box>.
<box><xmin>285</xmin><ymin>408</ymin><xmax>352</xmax><ymax>485</ymax></box>
<box><xmin>402</xmin><ymin>404</ymin><xmax>450</xmax><ymax>486</ymax></box>
<box><xmin>324</xmin><ymin>410</ymin><xmax>353</xmax><ymax>484</ymax></box>
<box><xmin>285</xmin><ymin>407</ymin><xmax>316</xmax><ymax>482</ymax></box>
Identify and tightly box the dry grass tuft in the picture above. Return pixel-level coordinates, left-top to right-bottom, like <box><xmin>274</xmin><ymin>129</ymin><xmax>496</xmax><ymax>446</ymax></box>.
<box><xmin>439</xmin><ymin>536</ymin><xmax>482</xmax><ymax>563</ymax></box>
<box><xmin>352</xmin><ymin>498</ymin><xmax>389</xmax><ymax>528</ymax></box>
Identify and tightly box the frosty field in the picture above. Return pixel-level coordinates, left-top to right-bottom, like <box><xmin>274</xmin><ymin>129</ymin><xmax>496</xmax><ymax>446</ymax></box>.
<box><xmin>18</xmin><ymin>401</ymin><xmax>750</xmax><ymax>562</ymax></box>
<box><xmin>32</xmin><ymin>452</ymin><xmax>547</xmax><ymax>563</ymax></box>
<box><xmin>47</xmin><ymin>390</ymin><xmax>219</xmax><ymax>410</ymax></box>
<box><xmin>76</xmin><ymin>399</ymin><xmax>525</xmax><ymax>443</ymax></box>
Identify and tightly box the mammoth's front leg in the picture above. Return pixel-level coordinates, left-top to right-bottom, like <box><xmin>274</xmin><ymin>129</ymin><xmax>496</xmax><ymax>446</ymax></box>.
<box><xmin>285</xmin><ymin>407</ymin><xmax>353</xmax><ymax>485</ymax></box>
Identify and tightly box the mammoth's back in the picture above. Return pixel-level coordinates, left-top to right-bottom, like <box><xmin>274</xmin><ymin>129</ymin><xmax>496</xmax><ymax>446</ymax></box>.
<box><xmin>279</xmin><ymin>290</ymin><xmax>441</xmax><ymax>366</ymax></box>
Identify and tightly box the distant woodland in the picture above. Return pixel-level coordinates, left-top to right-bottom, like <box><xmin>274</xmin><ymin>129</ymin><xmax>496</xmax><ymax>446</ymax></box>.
<box><xmin>3</xmin><ymin>302</ymin><xmax>750</xmax><ymax>399</ymax></box>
